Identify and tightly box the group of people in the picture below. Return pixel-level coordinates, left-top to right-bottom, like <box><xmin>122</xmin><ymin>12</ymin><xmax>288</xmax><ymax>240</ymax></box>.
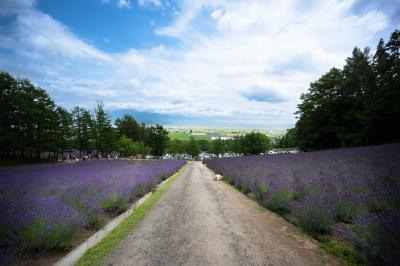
<box><xmin>62</xmin><ymin>153</ymin><xmax>118</xmax><ymax>162</ymax></box>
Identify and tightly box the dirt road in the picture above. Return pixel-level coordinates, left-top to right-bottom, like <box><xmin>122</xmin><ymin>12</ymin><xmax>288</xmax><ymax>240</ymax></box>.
<box><xmin>106</xmin><ymin>162</ymin><xmax>342</xmax><ymax>266</ymax></box>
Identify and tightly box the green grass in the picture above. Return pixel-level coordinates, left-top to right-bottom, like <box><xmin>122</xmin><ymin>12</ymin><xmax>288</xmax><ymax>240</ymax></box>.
<box><xmin>168</xmin><ymin>131</ymin><xmax>213</xmax><ymax>141</ymax></box>
<box><xmin>168</xmin><ymin>131</ymin><xmax>191</xmax><ymax>140</ymax></box>
<box><xmin>76</xmin><ymin>164</ymin><xmax>187</xmax><ymax>266</ymax></box>
<box><xmin>321</xmin><ymin>241</ymin><xmax>366</xmax><ymax>266</ymax></box>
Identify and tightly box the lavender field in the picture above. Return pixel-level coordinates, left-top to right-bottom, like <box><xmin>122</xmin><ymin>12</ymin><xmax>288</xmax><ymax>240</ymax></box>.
<box><xmin>205</xmin><ymin>144</ymin><xmax>400</xmax><ymax>264</ymax></box>
<box><xmin>0</xmin><ymin>159</ymin><xmax>185</xmax><ymax>253</ymax></box>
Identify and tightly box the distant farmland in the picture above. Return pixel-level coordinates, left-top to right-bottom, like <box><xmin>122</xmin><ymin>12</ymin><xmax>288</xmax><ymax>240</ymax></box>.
<box><xmin>167</xmin><ymin>128</ymin><xmax>273</xmax><ymax>141</ymax></box>
<box><xmin>168</xmin><ymin>131</ymin><xmax>213</xmax><ymax>141</ymax></box>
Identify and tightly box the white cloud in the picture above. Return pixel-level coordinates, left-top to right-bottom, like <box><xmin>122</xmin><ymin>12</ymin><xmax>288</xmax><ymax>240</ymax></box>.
<box><xmin>138</xmin><ymin>0</ymin><xmax>162</xmax><ymax>7</ymax></box>
<box><xmin>117</xmin><ymin>0</ymin><xmax>131</xmax><ymax>9</ymax></box>
<box><xmin>1</xmin><ymin>9</ymin><xmax>110</xmax><ymax>61</ymax></box>
<box><xmin>0</xmin><ymin>0</ymin><xmax>393</xmax><ymax>127</ymax></box>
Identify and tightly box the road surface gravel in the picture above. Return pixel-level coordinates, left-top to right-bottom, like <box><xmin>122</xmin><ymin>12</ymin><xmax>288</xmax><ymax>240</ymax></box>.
<box><xmin>106</xmin><ymin>161</ymin><xmax>342</xmax><ymax>266</ymax></box>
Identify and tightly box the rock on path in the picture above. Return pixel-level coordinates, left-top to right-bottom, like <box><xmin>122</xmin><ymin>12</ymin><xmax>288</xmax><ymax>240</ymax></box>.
<box><xmin>106</xmin><ymin>161</ymin><xmax>342</xmax><ymax>266</ymax></box>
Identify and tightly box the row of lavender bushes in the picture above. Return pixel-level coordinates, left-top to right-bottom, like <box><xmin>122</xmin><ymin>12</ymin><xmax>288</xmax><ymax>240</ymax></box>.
<box><xmin>204</xmin><ymin>144</ymin><xmax>400</xmax><ymax>265</ymax></box>
<box><xmin>0</xmin><ymin>159</ymin><xmax>185</xmax><ymax>252</ymax></box>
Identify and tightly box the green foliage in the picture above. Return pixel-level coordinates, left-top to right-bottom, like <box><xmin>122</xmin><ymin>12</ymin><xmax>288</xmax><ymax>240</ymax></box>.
<box><xmin>166</xmin><ymin>139</ymin><xmax>187</xmax><ymax>155</ymax></box>
<box><xmin>296</xmin><ymin>206</ymin><xmax>334</xmax><ymax>236</ymax></box>
<box><xmin>224</xmin><ymin>175</ymin><xmax>235</xmax><ymax>185</ymax></box>
<box><xmin>322</xmin><ymin>241</ymin><xmax>366</xmax><ymax>266</ymax></box>
<box><xmin>197</xmin><ymin>139</ymin><xmax>210</xmax><ymax>152</ymax></box>
<box><xmin>255</xmin><ymin>183</ymin><xmax>268</xmax><ymax>200</ymax></box>
<box><xmin>145</xmin><ymin>124</ymin><xmax>169</xmax><ymax>156</ymax></box>
<box><xmin>294</xmin><ymin>30</ymin><xmax>400</xmax><ymax>150</ymax></box>
<box><xmin>352</xmin><ymin>222</ymin><xmax>400</xmax><ymax>265</ymax></box>
<box><xmin>71</xmin><ymin>106</ymin><xmax>95</xmax><ymax>155</ymax></box>
<box><xmin>115</xmin><ymin>115</ymin><xmax>145</xmax><ymax>141</ymax></box>
<box><xmin>241</xmin><ymin>180</ymin><xmax>252</xmax><ymax>194</ymax></box>
<box><xmin>17</xmin><ymin>218</ymin><xmax>76</xmax><ymax>251</ymax></box>
<box><xmin>159</xmin><ymin>172</ymin><xmax>168</xmax><ymax>181</ymax></box>
<box><xmin>136</xmin><ymin>186</ymin><xmax>146</xmax><ymax>197</ymax></box>
<box><xmin>145</xmin><ymin>180</ymin><xmax>156</xmax><ymax>192</ymax></box>
<box><xmin>94</xmin><ymin>101</ymin><xmax>116</xmax><ymax>155</ymax></box>
<box><xmin>187</xmin><ymin>137</ymin><xmax>200</xmax><ymax>158</ymax></box>
<box><xmin>85</xmin><ymin>210</ymin><xmax>103</xmax><ymax>230</ymax></box>
<box><xmin>234</xmin><ymin>178</ymin><xmax>241</xmax><ymax>190</ymax></box>
<box><xmin>211</xmin><ymin>137</ymin><xmax>226</xmax><ymax>156</ymax></box>
<box><xmin>117</xmin><ymin>135</ymin><xmax>150</xmax><ymax>157</ymax></box>
<box><xmin>100</xmin><ymin>194</ymin><xmax>128</xmax><ymax>214</ymax></box>
<box><xmin>0</xmin><ymin>71</ymin><xmax>180</xmax><ymax>160</ymax></box>
<box><xmin>276</xmin><ymin>128</ymin><xmax>298</xmax><ymax>148</ymax></box>
<box><xmin>335</xmin><ymin>201</ymin><xmax>358</xmax><ymax>223</ymax></box>
<box><xmin>263</xmin><ymin>189</ymin><xmax>292</xmax><ymax>214</ymax></box>
<box><xmin>242</xmin><ymin>132</ymin><xmax>271</xmax><ymax>155</ymax></box>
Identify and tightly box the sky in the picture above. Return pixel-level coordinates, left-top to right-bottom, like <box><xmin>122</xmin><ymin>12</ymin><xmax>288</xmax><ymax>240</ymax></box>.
<box><xmin>0</xmin><ymin>0</ymin><xmax>399</xmax><ymax>129</ymax></box>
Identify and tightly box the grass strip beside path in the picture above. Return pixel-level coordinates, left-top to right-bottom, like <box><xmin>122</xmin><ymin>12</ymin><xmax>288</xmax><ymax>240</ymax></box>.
<box><xmin>77</xmin><ymin>164</ymin><xmax>187</xmax><ymax>266</ymax></box>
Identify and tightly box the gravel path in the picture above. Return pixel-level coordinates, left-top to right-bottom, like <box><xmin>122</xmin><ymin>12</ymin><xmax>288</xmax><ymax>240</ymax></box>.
<box><xmin>106</xmin><ymin>161</ymin><xmax>342</xmax><ymax>266</ymax></box>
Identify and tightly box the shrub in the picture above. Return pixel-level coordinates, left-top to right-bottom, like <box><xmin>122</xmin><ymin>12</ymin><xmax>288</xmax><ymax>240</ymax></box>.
<box><xmin>255</xmin><ymin>183</ymin><xmax>268</xmax><ymax>201</ymax></box>
<box><xmin>136</xmin><ymin>186</ymin><xmax>146</xmax><ymax>197</ymax></box>
<box><xmin>159</xmin><ymin>172</ymin><xmax>168</xmax><ymax>181</ymax></box>
<box><xmin>321</xmin><ymin>241</ymin><xmax>365</xmax><ymax>266</ymax></box>
<box><xmin>85</xmin><ymin>210</ymin><xmax>103</xmax><ymax>230</ymax></box>
<box><xmin>146</xmin><ymin>180</ymin><xmax>156</xmax><ymax>193</ymax></box>
<box><xmin>224</xmin><ymin>175</ymin><xmax>234</xmax><ymax>185</ymax></box>
<box><xmin>335</xmin><ymin>201</ymin><xmax>358</xmax><ymax>223</ymax></box>
<box><xmin>264</xmin><ymin>189</ymin><xmax>292</xmax><ymax>214</ymax></box>
<box><xmin>17</xmin><ymin>218</ymin><xmax>76</xmax><ymax>251</ymax></box>
<box><xmin>101</xmin><ymin>194</ymin><xmax>128</xmax><ymax>214</ymax></box>
<box><xmin>349</xmin><ymin>213</ymin><xmax>400</xmax><ymax>265</ymax></box>
<box><xmin>241</xmin><ymin>180</ymin><xmax>252</xmax><ymax>194</ymax></box>
<box><xmin>234</xmin><ymin>178</ymin><xmax>241</xmax><ymax>190</ymax></box>
<box><xmin>296</xmin><ymin>206</ymin><xmax>334</xmax><ymax>236</ymax></box>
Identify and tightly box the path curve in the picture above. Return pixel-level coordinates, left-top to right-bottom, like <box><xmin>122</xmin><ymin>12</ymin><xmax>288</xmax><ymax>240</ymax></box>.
<box><xmin>106</xmin><ymin>161</ymin><xmax>342</xmax><ymax>266</ymax></box>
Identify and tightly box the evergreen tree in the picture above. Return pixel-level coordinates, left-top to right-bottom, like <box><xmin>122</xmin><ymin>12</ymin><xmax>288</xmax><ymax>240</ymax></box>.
<box><xmin>94</xmin><ymin>101</ymin><xmax>115</xmax><ymax>155</ymax></box>
<box><xmin>145</xmin><ymin>124</ymin><xmax>169</xmax><ymax>156</ymax></box>
<box><xmin>55</xmin><ymin>106</ymin><xmax>73</xmax><ymax>160</ymax></box>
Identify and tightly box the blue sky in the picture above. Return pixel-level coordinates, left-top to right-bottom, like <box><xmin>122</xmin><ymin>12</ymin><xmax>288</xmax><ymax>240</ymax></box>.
<box><xmin>0</xmin><ymin>0</ymin><xmax>399</xmax><ymax>128</ymax></box>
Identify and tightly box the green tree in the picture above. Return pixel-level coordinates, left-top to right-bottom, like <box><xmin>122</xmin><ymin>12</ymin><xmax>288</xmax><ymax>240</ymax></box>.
<box><xmin>197</xmin><ymin>139</ymin><xmax>210</xmax><ymax>152</ymax></box>
<box><xmin>94</xmin><ymin>101</ymin><xmax>116</xmax><ymax>155</ymax></box>
<box><xmin>211</xmin><ymin>138</ymin><xmax>225</xmax><ymax>156</ymax></box>
<box><xmin>371</xmin><ymin>30</ymin><xmax>400</xmax><ymax>142</ymax></box>
<box><xmin>277</xmin><ymin>128</ymin><xmax>298</xmax><ymax>148</ymax></box>
<box><xmin>186</xmin><ymin>137</ymin><xmax>200</xmax><ymax>159</ymax></box>
<box><xmin>117</xmin><ymin>135</ymin><xmax>137</xmax><ymax>157</ymax></box>
<box><xmin>145</xmin><ymin>124</ymin><xmax>169</xmax><ymax>156</ymax></box>
<box><xmin>295</xmin><ymin>68</ymin><xmax>345</xmax><ymax>150</ymax></box>
<box><xmin>72</xmin><ymin>106</ymin><xmax>95</xmax><ymax>155</ymax></box>
<box><xmin>0</xmin><ymin>72</ymin><xmax>18</xmax><ymax>157</ymax></box>
<box><xmin>167</xmin><ymin>139</ymin><xmax>187</xmax><ymax>155</ymax></box>
<box><xmin>242</xmin><ymin>132</ymin><xmax>271</xmax><ymax>155</ymax></box>
<box><xmin>115</xmin><ymin>114</ymin><xmax>145</xmax><ymax>141</ymax></box>
<box><xmin>341</xmin><ymin>47</ymin><xmax>376</xmax><ymax>145</ymax></box>
<box><xmin>55</xmin><ymin>106</ymin><xmax>73</xmax><ymax>161</ymax></box>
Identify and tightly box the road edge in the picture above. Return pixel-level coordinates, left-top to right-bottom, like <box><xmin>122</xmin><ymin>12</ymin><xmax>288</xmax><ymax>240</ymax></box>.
<box><xmin>58</xmin><ymin>163</ymin><xmax>187</xmax><ymax>266</ymax></box>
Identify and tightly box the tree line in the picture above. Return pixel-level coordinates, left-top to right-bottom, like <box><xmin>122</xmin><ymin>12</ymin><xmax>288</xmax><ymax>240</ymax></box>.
<box><xmin>0</xmin><ymin>72</ymin><xmax>169</xmax><ymax>161</ymax></box>
<box><xmin>280</xmin><ymin>29</ymin><xmax>400</xmax><ymax>151</ymax></box>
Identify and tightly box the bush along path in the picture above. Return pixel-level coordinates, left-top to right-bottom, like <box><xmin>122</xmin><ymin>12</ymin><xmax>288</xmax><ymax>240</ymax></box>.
<box><xmin>101</xmin><ymin>161</ymin><xmax>341</xmax><ymax>266</ymax></box>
